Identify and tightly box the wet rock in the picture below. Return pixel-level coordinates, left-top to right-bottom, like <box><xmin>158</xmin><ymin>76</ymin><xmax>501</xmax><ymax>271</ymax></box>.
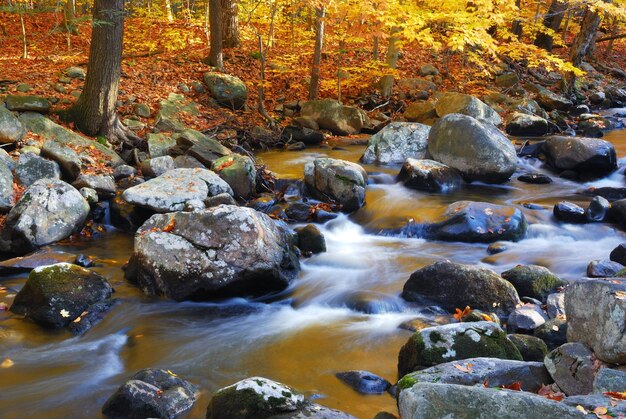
<box><xmin>113</xmin><ymin>164</ymin><xmax>137</xmax><ymax>180</ymax></box>
<box><xmin>203</xmin><ymin>72</ymin><xmax>247</xmax><ymax>110</ymax></box>
<box><xmin>336</xmin><ymin>370</ymin><xmax>391</xmax><ymax>394</ymax></box>
<box><xmin>300</xmin><ymin>99</ymin><xmax>369</xmax><ymax>135</ymax></box>
<box><xmin>428</xmin><ymin>114</ymin><xmax>517</xmax><ymax>183</ymax></box>
<box><xmin>403</xmin><ymin>101</ymin><xmax>437</xmax><ymax>123</ymax></box>
<box><xmin>501</xmin><ymin>265</ymin><xmax>566</xmax><ymax>301</ymax></box>
<box><xmin>505</xmin><ymin>112</ymin><xmax>549</xmax><ymax>136</ymax></box>
<box><xmin>399</xmin><ymin>318</ymin><xmax>437</xmax><ymax>332</ymax></box>
<box><xmin>542</xmin><ymin>136</ymin><xmax>617</xmax><ymax>179</ymax></box>
<box><xmin>553</xmin><ymin>201</ymin><xmax>586</xmax><ymax>223</ymax></box>
<box><xmin>15</xmin><ymin>152</ymin><xmax>61</xmax><ymax>186</ymax></box>
<box><xmin>544</xmin><ymin>343</ymin><xmax>600</xmax><ymax>396</ymax></box>
<box><xmin>122</xmin><ymin>168</ymin><xmax>232</xmax><ymax>213</ymax></box>
<box><xmin>563</xmin><ymin>394</ymin><xmax>626</xmax><ymax>417</ymax></box>
<box><xmin>397</xmin><ymin>382</ymin><xmax>584</xmax><ymax>418</ymax></box>
<box><xmin>507</xmin><ymin>304</ymin><xmax>548</xmax><ymax>332</ymax></box>
<box><xmin>0</xmin><ymin>104</ymin><xmax>25</xmax><ymax>143</ymax></box>
<box><xmin>141</xmin><ymin>156</ymin><xmax>175</xmax><ymax>178</ymax></box>
<box><xmin>546</xmin><ymin>292</ymin><xmax>566</xmax><ymax>319</ymax></box>
<box><xmin>565</xmin><ymin>279</ymin><xmax>626</xmax><ymax>364</ymax></box>
<box><xmin>344</xmin><ymin>291</ymin><xmax>403</xmax><ymax>314</ymax></box>
<box><xmin>304</xmin><ymin>158</ymin><xmax>367</xmax><ymax>212</ymax></box>
<box><xmin>534</xmin><ymin>318</ymin><xmax>568</xmax><ymax>350</ymax></box>
<box><xmin>206</xmin><ymin>377</ymin><xmax>355</xmax><ymax>419</ymax></box>
<box><xmin>0</xmin><ymin>179</ymin><xmax>89</xmax><ymax>254</ymax></box>
<box><xmin>487</xmin><ymin>242</ymin><xmax>508</xmax><ymax>254</ymax></box>
<box><xmin>0</xmin><ymin>249</ymin><xmax>78</xmax><ymax>275</ymax></box>
<box><xmin>294</xmin><ymin>224</ymin><xmax>326</xmax><ymax>254</ymax></box>
<box><xmin>434</xmin><ymin>93</ymin><xmax>502</xmax><ymax>125</ymax></box>
<box><xmin>211</xmin><ymin>154</ymin><xmax>256</xmax><ymax>199</ymax></box>
<box><xmin>175</xmin><ymin>129</ymin><xmax>231</xmax><ymax>166</ymax></box>
<box><xmin>610</xmin><ymin>243</ymin><xmax>626</xmax><ymax>265</ymax></box>
<box><xmin>518</xmin><ymin>173</ymin><xmax>552</xmax><ymax>184</ymax></box>
<box><xmin>399</xmin><ymin>357</ymin><xmax>550</xmax><ymax>392</ymax></box>
<box><xmin>585</xmin><ymin>196</ymin><xmax>610</xmax><ymax>222</ymax></box>
<box><xmin>281</xmin><ymin>125</ymin><xmax>324</xmax><ymax>146</ymax></box>
<box><xmin>397</xmin><ymin>158</ymin><xmax>463</xmax><ymax>193</ymax></box>
<box><xmin>102</xmin><ymin>368</ymin><xmax>198</xmax><ymax>418</ymax></box>
<box><xmin>80</xmin><ymin>187</ymin><xmax>98</xmax><ymax>204</ymax></box>
<box><xmin>125</xmin><ymin>206</ymin><xmax>300</xmax><ymax>301</ymax></box>
<box><xmin>402</xmin><ymin>260</ymin><xmax>520</xmax><ymax>315</ymax></box>
<box><xmin>361</xmin><ymin>122</ymin><xmax>430</xmax><ymax>164</ymax></box>
<box><xmin>110</xmin><ymin>193</ymin><xmax>153</xmax><ymax>232</ymax></box>
<box><xmin>593</xmin><ymin>368</ymin><xmax>626</xmax><ymax>393</ymax></box>
<box><xmin>72</xmin><ymin>174</ymin><xmax>116</xmax><ymax>199</ymax></box>
<box><xmin>507</xmin><ymin>334</ymin><xmax>549</xmax><ymax>362</ymax></box>
<box><xmin>586</xmin><ymin>259</ymin><xmax>623</xmax><ymax>278</ymax></box>
<box><xmin>10</xmin><ymin>263</ymin><xmax>112</xmax><ymax>329</ymax></box>
<box><xmin>5</xmin><ymin>95</ymin><xmax>51</xmax><ymax>113</ymax></box>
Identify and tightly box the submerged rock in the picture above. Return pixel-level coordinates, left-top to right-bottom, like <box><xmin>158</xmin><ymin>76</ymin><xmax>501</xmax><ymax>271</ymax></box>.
<box><xmin>102</xmin><ymin>369</ymin><xmax>198</xmax><ymax>418</ymax></box>
<box><xmin>397</xmin><ymin>158</ymin><xmax>463</xmax><ymax>193</ymax></box>
<box><xmin>125</xmin><ymin>205</ymin><xmax>300</xmax><ymax>301</ymax></box>
<box><xmin>304</xmin><ymin>158</ymin><xmax>367</xmax><ymax>212</ymax></box>
<box><xmin>336</xmin><ymin>370</ymin><xmax>391</xmax><ymax>394</ymax></box>
<box><xmin>361</xmin><ymin>122</ymin><xmax>430</xmax><ymax>164</ymax></box>
<box><xmin>402</xmin><ymin>260</ymin><xmax>521</xmax><ymax>315</ymax></box>
<box><xmin>397</xmin><ymin>321</ymin><xmax>522</xmax><ymax>377</ymax></box>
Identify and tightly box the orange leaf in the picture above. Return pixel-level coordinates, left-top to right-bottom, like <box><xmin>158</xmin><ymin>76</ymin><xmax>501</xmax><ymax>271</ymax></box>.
<box><xmin>501</xmin><ymin>382</ymin><xmax>522</xmax><ymax>391</ymax></box>
<box><xmin>161</xmin><ymin>218</ymin><xmax>176</xmax><ymax>233</ymax></box>
<box><xmin>604</xmin><ymin>391</ymin><xmax>626</xmax><ymax>400</ymax></box>
<box><xmin>453</xmin><ymin>306</ymin><xmax>472</xmax><ymax>320</ymax></box>
<box><xmin>453</xmin><ymin>363</ymin><xmax>474</xmax><ymax>373</ymax></box>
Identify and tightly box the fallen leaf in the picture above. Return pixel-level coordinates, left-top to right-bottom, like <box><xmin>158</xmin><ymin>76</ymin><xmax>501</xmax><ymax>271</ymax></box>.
<box><xmin>60</xmin><ymin>309</ymin><xmax>70</xmax><ymax>318</ymax></box>
<box><xmin>604</xmin><ymin>391</ymin><xmax>626</xmax><ymax>400</ymax></box>
<box><xmin>552</xmin><ymin>325</ymin><xmax>559</xmax><ymax>331</ymax></box>
<box><xmin>1</xmin><ymin>358</ymin><xmax>14</xmax><ymax>368</ymax></box>
<box><xmin>575</xmin><ymin>405</ymin><xmax>588</xmax><ymax>414</ymax></box>
<box><xmin>615</xmin><ymin>291</ymin><xmax>626</xmax><ymax>300</ymax></box>
<box><xmin>453</xmin><ymin>306</ymin><xmax>471</xmax><ymax>320</ymax></box>
<box><xmin>501</xmin><ymin>381</ymin><xmax>522</xmax><ymax>391</ymax></box>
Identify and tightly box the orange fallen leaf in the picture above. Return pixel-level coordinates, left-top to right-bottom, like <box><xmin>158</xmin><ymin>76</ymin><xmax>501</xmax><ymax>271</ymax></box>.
<box><xmin>1</xmin><ymin>358</ymin><xmax>14</xmax><ymax>368</ymax></box>
<box><xmin>501</xmin><ymin>381</ymin><xmax>522</xmax><ymax>391</ymax></box>
<box><xmin>453</xmin><ymin>363</ymin><xmax>474</xmax><ymax>373</ymax></box>
<box><xmin>453</xmin><ymin>306</ymin><xmax>472</xmax><ymax>320</ymax></box>
<box><xmin>604</xmin><ymin>391</ymin><xmax>626</xmax><ymax>400</ymax></box>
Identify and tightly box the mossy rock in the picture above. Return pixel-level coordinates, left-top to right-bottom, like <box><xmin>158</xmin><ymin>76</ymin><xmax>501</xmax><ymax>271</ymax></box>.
<box><xmin>501</xmin><ymin>265</ymin><xmax>566</xmax><ymax>301</ymax></box>
<box><xmin>211</xmin><ymin>154</ymin><xmax>256</xmax><ymax>199</ymax></box>
<box><xmin>507</xmin><ymin>334</ymin><xmax>548</xmax><ymax>362</ymax></box>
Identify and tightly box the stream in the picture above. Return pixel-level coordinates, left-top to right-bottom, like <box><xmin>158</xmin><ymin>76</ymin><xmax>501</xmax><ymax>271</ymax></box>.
<box><xmin>2</xmin><ymin>128</ymin><xmax>626</xmax><ymax>418</ymax></box>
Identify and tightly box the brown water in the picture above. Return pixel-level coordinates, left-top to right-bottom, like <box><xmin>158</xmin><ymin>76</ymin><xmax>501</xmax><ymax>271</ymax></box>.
<box><xmin>2</xmin><ymin>128</ymin><xmax>626</xmax><ymax>418</ymax></box>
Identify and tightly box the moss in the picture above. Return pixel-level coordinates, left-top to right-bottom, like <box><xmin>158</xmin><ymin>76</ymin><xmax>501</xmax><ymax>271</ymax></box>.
<box><xmin>397</xmin><ymin>374</ymin><xmax>418</xmax><ymax>390</ymax></box>
<box><xmin>429</xmin><ymin>330</ymin><xmax>445</xmax><ymax>344</ymax></box>
<box><xmin>334</xmin><ymin>173</ymin><xmax>360</xmax><ymax>185</ymax></box>
<box><xmin>206</xmin><ymin>385</ymin><xmax>301</xmax><ymax>419</ymax></box>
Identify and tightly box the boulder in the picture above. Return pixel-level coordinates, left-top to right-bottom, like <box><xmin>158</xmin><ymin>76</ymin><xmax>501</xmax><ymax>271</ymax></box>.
<box><xmin>507</xmin><ymin>334</ymin><xmax>549</xmax><ymax>362</ymax></box>
<box><xmin>335</xmin><ymin>370</ymin><xmax>391</xmax><ymax>394</ymax></box>
<box><xmin>211</xmin><ymin>154</ymin><xmax>257</xmax><ymax>199</ymax></box>
<box><xmin>397</xmin><ymin>158</ymin><xmax>463</xmax><ymax>193</ymax></box>
<box><xmin>361</xmin><ymin>122</ymin><xmax>430</xmax><ymax>164</ymax></box>
<box><xmin>420</xmin><ymin>64</ymin><xmax>439</xmax><ymax>76</ymax></box>
<box><xmin>397</xmin><ymin>322</ymin><xmax>522</xmax><ymax>377</ymax></box>
<box><xmin>610</xmin><ymin>243</ymin><xmax>626</xmax><ymax>265</ymax></box>
<box><xmin>102</xmin><ymin>369</ymin><xmax>198</xmax><ymax>418</ymax></box>
<box><xmin>281</xmin><ymin>125</ymin><xmax>324</xmax><ymax>146</ymax></box>
<box><xmin>501</xmin><ymin>265</ymin><xmax>566</xmax><ymax>301</ymax></box>
<box><xmin>304</xmin><ymin>158</ymin><xmax>367</xmax><ymax>212</ymax></box>
<box><xmin>9</xmin><ymin>263</ymin><xmax>112</xmax><ymax>329</ymax></box>
<box><xmin>153</xmin><ymin>93</ymin><xmax>198</xmax><ymax>132</ymax></box>
<box><xmin>40</xmin><ymin>140</ymin><xmax>82</xmax><ymax>180</ymax></box>
<box><xmin>434</xmin><ymin>93</ymin><xmax>502</xmax><ymax>125</ymax></box>
<box><xmin>495</xmin><ymin>72</ymin><xmax>519</xmax><ymax>88</ymax></box>
<box><xmin>402</xmin><ymin>261</ymin><xmax>521</xmax><ymax>316</ymax></box>
<box><xmin>0</xmin><ymin>179</ymin><xmax>89</xmax><ymax>254</ymax></box>
<box><xmin>427</xmin><ymin>114</ymin><xmax>517</xmax><ymax>183</ymax></box>
<box><xmin>535</xmin><ymin>318</ymin><xmax>568</xmax><ymax>350</ymax></box>
<box><xmin>0</xmin><ymin>161</ymin><xmax>14</xmax><ymax>212</ymax></box>
<box><xmin>147</xmin><ymin>133</ymin><xmax>175</xmax><ymax>158</ymax></box>
<box><xmin>586</xmin><ymin>259</ymin><xmax>623</xmax><ymax>278</ymax></box>
<box><xmin>294</xmin><ymin>224</ymin><xmax>326</xmax><ymax>254</ymax></box>
<box><xmin>122</xmin><ymin>168</ymin><xmax>233</xmax><ymax>212</ymax></box>
<box><xmin>174</xmin><ymin>129</ymin><xmax>231</xmax><ymax>166</ymax></box>
<box><xmin>203</xmin><ymin>72</ymin><xmax>248</xmax><ymax>110</ymax></box>
<box><xmin>300</xmin><ymin>99</ymin><xmax>369</xmax><ymax>135</ymax></box>
<box><xmin>542</xmin><ymin>136</ymin><xmax>617</xmax><ymax>179</ymax></box>
<box><xmin>5</xmin><ymin>95</ymin><xmax>51</xmax><ymax>113</ymax></box>
<box><xmin>544</xmin><ymin>343</ymin><xmax>600</xmax><ymax>396</ymax></box>
<box><xmin>15</xmin><ymin>153</ymin><xmax>61</xmax><ymax>186</ymax></box>
<box><xmin>546</xmin><ymin>292</ymin><xmax>566</xmax><ymax>319</ymax></box>
<box><xmin>206</xmin><ymin>377</ymin><xmax>355</xmax><ymax>419</ymax></box>
<box><xmin>534</xmin><ymin>88</ymin><xmax>573</xmax><ymax>111</ymax></box>
<box><xmin>397</xmin><ymin>382</ymin><xmax>584</xmax><ymax>418</ymax></box>
<box><xmin>563</xmin><ymin>394</ymin><xmax>626</xmax><ymax>417</ymax></box>
<box><xmin>507</xmin><ymin>304</ymin><xmax>548</xmax><ymax>332</ymax></box>
<box><xmin>565</xmin><ymin>279</ymin><xmax>626</xmax><ymax>364</ymax></box>
<box><xmin>593</xmin><ymin>368</ymin><xmax>626</xmax><ymax>393</ymax></box>
<box><xmin>113</xmin><ymin>164</ymin><xmax>137</xmax><ymax>180</ymax></box>
<box><xmin>72</xmin><ymin>174</ymin><xmax>116</xmax><ymax>198</ymax></box>
<box><xmin>505</xmin><ymin>112</ymin><xmax>549</xmax><ymax>136</ymax></box>
<box><xmin>141</xmin><ymin>156</ymin><xmax>175</xmax><ymax>178</ymax></box>
<box><xmin>553</xmin><ymin>201</ymin><xmax>586</xmax><ymax>223</ymax></box>
<box><xmin>585</xmin><ymin>196</ymin><xmax>610</xmax><ymax>222</ymax></box>
<box><xmin>125</xmin><ymin>206</ymin><xmax>300</xmax><ymax>300</ymax></box>
<box><xmin>399</xmin><ymin>357</ymin><xmax>551</xmax><ymax>392</ymax></box>
<box><xmin>404</xmin><ymin>101</ymin><xmax>437</xmax><ymax>123</ymax></box>
<box><xmin>0</xmin><ymin>104</ymin><xmax>25</xmax><ymax>143</ymax></box>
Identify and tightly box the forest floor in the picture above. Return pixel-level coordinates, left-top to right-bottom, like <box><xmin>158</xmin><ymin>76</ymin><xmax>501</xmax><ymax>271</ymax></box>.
<box><xmin>1</xmin><ymin>11</ymin><xmax>626</xmax><ymax>147</ymax></box>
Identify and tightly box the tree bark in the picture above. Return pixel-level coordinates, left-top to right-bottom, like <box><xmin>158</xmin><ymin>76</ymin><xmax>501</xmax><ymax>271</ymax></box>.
<box><xmin>164</xmin><ymin>0</ymin><xmax>174</xmax><ymax>22</ymax></box>
<box><xmin>61</xmin><ymin>0</ymin><xmax>78</xmax><ymax>34</ymax></box>
<box><xmin>308</xmin><ymin>6</ymin><xmax>325</xmax><ymax>100</ymax></box>
<box><xmin>220</xmin><ymin>0</ymin><xmax>239</xmax><ymax>48</ymax></box>
<box><xmin>206</xmin><ymin>0</ymin><xmax>223</xmax><ymax>69</ymax></box>
<box><xmin>380</xmin><ymin>26</ymin><xmax>401</xmax><ymax>99</ymax></box>
<box><xmin>511</xmin><ymin>0</ymin><xmax>523</xmax><ymax>38</ymax></box>
<box><xmin>67</xmin><ymin>0</ymin><xmax>139</xmax><ymax>146</ymax></box>
<box><xmin>534</xmin><ymin>0</ymin><xmax>568</xmax><ymax>51</ymax></box>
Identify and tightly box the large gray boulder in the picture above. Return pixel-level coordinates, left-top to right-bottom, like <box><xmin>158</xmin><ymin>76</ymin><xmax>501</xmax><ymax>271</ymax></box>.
<box><xmin>544</xmin><ymin>343</ymin><xmax>600</xmax><ymax>396</ymax></box>
<box><xmin>122</xmin><ymin>168</ymin><xmax>233</xmax><ymax>212</ymax></box>
<box><xmin>542</xmin><ymin>136</ymin><xmax>617</xmax><ymax>179</ymax></box>
<box><xmin>0</xmin><ymin>179</ymin><xmax>89</xmax><ymax>254</ymax></box>
<box><xmin>565</xmin><ymin>279</ymin><xmax>626</xmax><ymax>364</ymax></box>
<box><xmin>402</xmin><ymin>260</ymin><xmax>521</xmax><ymax>316</ymax></box>
<box><xmin>203</xmin><ymin>72</ymin><xmax>247</xmax><ymax>110</ymax></box>
<box><xmin>361</xmin><ymin>122</ymin><xmax>430</xmax><ymax>164</ymax></box>
<box><xmin>0</xmin><ymin>104</ymin><xmax>25</xmax><ymax>143</ymax></box>
<box><xmin>15</xmin><ymin>153</ymin><xmax>61</xmax><ymax>186</ymax></box>
<box><xmin>397</xmin><ymin>382</ymin><xmax>584</xmax><ymax>418</ymax></box>
<box><xmin>428</xmin><ymin>113</ymin><xmax>517</xmax><ymax>183</ymax></box>
<box><xmin>125</xmin><ymin>205</ymin><xmax>300</xmax><ymax>301</ymax></box>
<box><xmin>398</xmin><ymin>322</ymin><xmax>522</xmax><ymax>376</ymax></box>
<box><xmin>593</xmin><ymin>368</ymin><xmax>626</xmax><ymax>393</ymax></box>
<box><xmin>300</xmin><ymin>99</ymin><xmax>369</xmax><ymax>135</ymax></box>
<box><xmin>399</xmin><ymin>357</ymin><xmax>551</xmax><ymax>392</ymax></box>
<box><xmin>435</xmin><ymin>93</ymin><xmax>502</xmax><ymax>125</ymax></box>
<box><xmin>304</xmin><ymin>158</ymin><xmax>367</xmax><ymax>212</ymax></box>
<box><xmin>0</xmin><ymin>161</ymin><xmax>14</xmax><ymax>212</ymax></box>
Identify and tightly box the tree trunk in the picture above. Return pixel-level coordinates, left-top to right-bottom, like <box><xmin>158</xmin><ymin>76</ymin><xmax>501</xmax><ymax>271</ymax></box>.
<box><xmin>380</xmin><ymin>26</ymin><xmax>401</xmax><ymax>99</ymax></box>
<box><xmin>511</xmin><ymin>0</ymin><xmax>523</xmax><ymax>38</ymax></box>
<box><xmin>534</xmin><ymin>0</ymin><xmax>568</xmax><ymax>51</ymax></box>
<box><xmin>164</xmin><ymin>0</ymin><xmax>174</xmax><ymax>21</ymax></box>
<box><xmin>220</xmin><ymin>0</ymin><xmax>239</xmax><ymax>48</ymax></box>
<box><xmin>67</xmin><ymin>0</ymin><xmax>139</xmax><ymax>146</ymax></box>
<box><xmin>61</xmin><ymin>0</ymin><xmax>78</xmax><ymax>34</ymax></box>
<box><xmin>308</xmin><ymin>6</ymin><xmax>325</xmax><ymax>100</ymax></box>
<box><xmin>206</xmin><ymin>0</ymin><xmax>223</xmax><ymax>69</ymax></box>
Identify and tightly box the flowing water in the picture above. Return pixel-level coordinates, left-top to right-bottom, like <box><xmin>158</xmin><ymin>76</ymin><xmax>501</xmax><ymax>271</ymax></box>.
<box><xmin>2</xmin><ymin>128</ymin><xmax>626</xmax><ymax>418</ymax></box>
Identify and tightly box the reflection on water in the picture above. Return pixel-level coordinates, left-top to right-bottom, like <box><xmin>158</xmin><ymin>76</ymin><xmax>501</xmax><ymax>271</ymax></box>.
<box><xmin>2</xmin><ymin>128</ymin><xmax>626</xmax><ymax>418</ymax></box>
